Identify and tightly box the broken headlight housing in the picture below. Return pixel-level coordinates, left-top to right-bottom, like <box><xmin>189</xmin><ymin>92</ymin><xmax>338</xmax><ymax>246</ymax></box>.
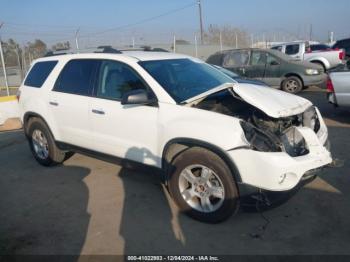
<box><xmin>303</xmin><ymin>106</ymin><xmax>320</xmax><ymax>133</ymax></box>
<box><xmin>240</xmin><ymin>121</ymin><xmax>282</xmax><ymax>152</ymax></box>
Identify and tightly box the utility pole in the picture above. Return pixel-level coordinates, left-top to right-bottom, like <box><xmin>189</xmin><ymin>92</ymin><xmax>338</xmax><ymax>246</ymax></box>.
<box><xmin>219</xmin><ymin>31</ymin><xmax>223</xmax><ymax>51</ymax></box>
<box><xmin>235</xmin><ymin>33</ymin><xmax>238</xmax><ymax>49</ymax></box>
<box><xmin>309</xmin><ymin>24</ymin><xmax>313</xmax><ymax>41</ymax></box>
<box><xmin>194</xmin><ymin>35</ymin><xmax>198</xmax><ymax>57</ymax></box>
<box><xmin>75</xmin><ymin>28</ymin><xmax>80</xmax><ymax>52</ymax></box>
<box><xmin>197</xmin><ymin>0</ymin><xmax>204</xmax><ymax>45</ymax></box>
<box><xmin>0</xmin><ymin>22</ymin><xmax>9</xmax><ymax>96</ymax></box>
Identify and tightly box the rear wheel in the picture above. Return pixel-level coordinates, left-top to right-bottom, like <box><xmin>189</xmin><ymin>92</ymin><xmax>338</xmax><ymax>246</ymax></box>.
<box><xmin>282</xmin><ymin>76</ymin><xmax>303</xmax><ymax>94</ymax></box>
<box><xmin>168</xmin><ymin>147</ymin><xmax>239</xmax><ymax>223</ymax></box>
<box><xmin>26</xmin><ymin>117</ymin><xmax>74</xmax><ymax>166</ymax></box>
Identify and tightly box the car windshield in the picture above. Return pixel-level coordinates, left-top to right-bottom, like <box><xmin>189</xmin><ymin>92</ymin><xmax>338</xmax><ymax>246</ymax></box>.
<box><xmin>268</xmin><ymin>49</ymin><xmax>298</xmax><ymax>61</ymax></box>
<box><xmin>139</xmin><ymin>59</ymin><xmax>234</xmax><ymax>103</ymax></box>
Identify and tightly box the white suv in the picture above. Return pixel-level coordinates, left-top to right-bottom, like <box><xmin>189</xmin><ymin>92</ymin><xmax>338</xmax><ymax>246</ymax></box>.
<box><xmin>18</xmin><ymin>50</ymin><xmax>332</xmax><ymax>223</ymax></box>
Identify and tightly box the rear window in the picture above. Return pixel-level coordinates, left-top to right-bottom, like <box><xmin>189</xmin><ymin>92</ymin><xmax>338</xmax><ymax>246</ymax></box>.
<box><xmin>24</xmin><ymin>61</ymin><xmax>58</xmax><ymax>88</ymax></box>
<box><xmin>53</xmin><ymin>59</ymin><xmax>100</xmax><ymax>96</ymax></box>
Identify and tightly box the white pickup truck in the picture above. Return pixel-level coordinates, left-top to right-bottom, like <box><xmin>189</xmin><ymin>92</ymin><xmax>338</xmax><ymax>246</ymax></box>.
<box><xmin>272</xmin><ymin>41</ymin><xmax>345</xmax><ymax>71</ymax></box>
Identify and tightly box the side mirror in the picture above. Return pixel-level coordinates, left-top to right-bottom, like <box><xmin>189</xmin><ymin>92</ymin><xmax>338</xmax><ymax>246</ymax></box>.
<box><xmin>270</xmin><ymin>60</ymin><xmax>280</xmax><ymax>66</ymax></box>
<box><xmin>121</xmin><ymin>89</ymin><xmax>157</xmax><ymax>105</ymax></box>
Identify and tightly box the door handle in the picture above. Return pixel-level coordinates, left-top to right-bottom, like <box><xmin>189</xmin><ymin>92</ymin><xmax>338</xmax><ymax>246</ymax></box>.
<box><xmin>49</xmin><ymin>101</ymin><xmax>59</xmax><ymax>106</ymax></box>
<box><xmin>92</xmin><ymin>109</ymin><xmax>105</xmax><ymax>115</ymax></box>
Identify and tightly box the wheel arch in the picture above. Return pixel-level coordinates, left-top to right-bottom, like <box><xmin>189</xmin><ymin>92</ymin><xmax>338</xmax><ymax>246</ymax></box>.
<box><xmin>23</xmin><ymin>112</ymin><xmax>56</xmax><ymax>140</ymax></box>
<box><xmin>308</xmin><ymin>57</ymin><xmax>330</xmax><ymax>70</ymax></box>
<box><xmin>282</xmin><ymin>73</ymin><xmax>304</xmax><ymax>88</ymax></box>
<box><xmin>162</xmin><ymin>138</ymin><xmax>243</xmax><ymax>184</ymax></box>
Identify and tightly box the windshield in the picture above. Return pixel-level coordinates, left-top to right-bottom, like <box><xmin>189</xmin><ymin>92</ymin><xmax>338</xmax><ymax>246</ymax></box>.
<box><xmin>139</xmin><ymin>59</ymin><xmax>234</xmax><ymax>102</ymax></box>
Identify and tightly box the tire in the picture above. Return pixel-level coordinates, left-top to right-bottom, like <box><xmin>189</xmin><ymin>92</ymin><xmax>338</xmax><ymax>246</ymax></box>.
<box><xmin>282</xmin><ymin>76</ymin><xmax>303</xmax><ymax>94</ymax></box>
<box><xmin>26</xmin><ymin>117</ymin><xmax>71</xmax><ymax>166</ymax></box>
<box><xmin>168</xmin><ymin>147</ymin><xmax>239</xmax><ymax>223</ymax></box>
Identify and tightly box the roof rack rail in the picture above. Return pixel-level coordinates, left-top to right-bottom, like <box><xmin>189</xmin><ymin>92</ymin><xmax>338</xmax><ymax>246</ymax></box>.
<box><xmin>95</xmin><ymin>45</ymin><xmax>122</xmax><ymax>54</ymax></box>
<box><xmin>44</xmin><ymin>50</ymin><xmax>71</xmax><ymax>57</ymax></box>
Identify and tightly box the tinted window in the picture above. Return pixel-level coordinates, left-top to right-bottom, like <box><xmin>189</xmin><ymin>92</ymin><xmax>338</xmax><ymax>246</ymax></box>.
<box><xmin>285</xmin><ymin>44</ymin><xmax>300</xmax><ymax>55</ymax></box>
<box><xmin>271</xmin><ymin>46</ymin><xmax>282</xmax><ymax>51</ymax></box>
<box><xmin>251</xmin><ymin>51</ymin><xmax>267</xmax><ymax>66</ymax></box>
<box><xmin>223</xmin><ymin>50</ymin><xmax>250</xmax><ymax>67</ymax></box>
<box><xmin>139</xmin><ymin>59</ymin><xmax>233</xmax><ymax>102</ymax></box>
<box><xmin>206</xmin><ymin>54</ymin><xmax>223</xmax><ymax>65</ymax></box>
<box><xmin>54</xmin><ymin>59</ymin><xmax>99</xmax><ymax>96</ymax></box>
<box><xmin>266</xmin><ymin>53</ymin><xmax>279</xmax><ymax>65</ymax></box>
<box><xmin>310</xmin><ymin>44</ymin><xmax>330</xmax><ymax>51</ymax></box>
<box><xmin>96</xmin><ymin>60</ymin><xmax>148</xmax><ymax>100</ymax></box>
<box><xmin>24</xmin><ymin>61</ymin><xmax>58</xmax><ymax>88</ymax></box>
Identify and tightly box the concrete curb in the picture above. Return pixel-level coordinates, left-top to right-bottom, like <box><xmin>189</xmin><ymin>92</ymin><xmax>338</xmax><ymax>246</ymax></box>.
<box><xmin>0</xmin><ymin>118</ymin><xmax>22</xmax><ymax>132</ymax></box>
<box><xmin>0</xmin><ymin>96</ymin><xmax>20</xmax><ymax>125</ymax></box>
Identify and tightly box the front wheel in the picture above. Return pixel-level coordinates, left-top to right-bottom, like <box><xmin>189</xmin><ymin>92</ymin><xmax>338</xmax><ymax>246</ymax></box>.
<box><xmin>282</xmin><ymin>76</ymin><xmax>303</xmax><ymax>94</ymax></box>
<box><xmin>168</xmin><ymin>147</ymin><xmax>239</xmax><ymax>223</ymax></box>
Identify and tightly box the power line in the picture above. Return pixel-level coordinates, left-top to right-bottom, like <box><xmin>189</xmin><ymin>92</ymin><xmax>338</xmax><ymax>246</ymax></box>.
<box><xmin>80</xmin><ymin>2</ymin><xmax>197</xmax><ymax>38</ymax></box>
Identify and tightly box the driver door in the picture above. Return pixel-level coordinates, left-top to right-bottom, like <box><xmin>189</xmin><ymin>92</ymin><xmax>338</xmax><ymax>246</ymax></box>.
<box><xmin>89</xmin><ymin>59</ymin><xmax>160</xmax><ymax>167</ymax></box>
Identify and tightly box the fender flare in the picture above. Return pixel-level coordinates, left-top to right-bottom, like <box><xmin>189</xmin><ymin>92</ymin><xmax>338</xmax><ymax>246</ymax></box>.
<box><xmin>307</xmin><ymin>57</ymin><xmax>330</xmax><ymax>70</ymax></box>
<box><xmin>162</xmin><ymin>137</ymin><xmax>243</xmax><ymax>183</ymax></box>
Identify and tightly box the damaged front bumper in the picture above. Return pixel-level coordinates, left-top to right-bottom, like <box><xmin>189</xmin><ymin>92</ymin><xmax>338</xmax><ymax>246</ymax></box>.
<box><xmin>228</xmin><ymin>126</ymin><xmax>332</xmax><ymax>192</ymax></box>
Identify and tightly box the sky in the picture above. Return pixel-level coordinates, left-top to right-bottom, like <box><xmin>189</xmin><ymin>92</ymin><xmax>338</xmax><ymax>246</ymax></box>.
<box><xmin>1</xmin><ymin>0</ymin><xmax>349</xmax><ymax>48</ymax></box>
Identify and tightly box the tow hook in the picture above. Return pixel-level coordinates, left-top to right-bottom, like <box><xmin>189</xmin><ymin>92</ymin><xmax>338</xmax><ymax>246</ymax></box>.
<box><xmin>328</xmin><ymin>158</ymin><xmax>344</xmax><ymax>168</ymax></box>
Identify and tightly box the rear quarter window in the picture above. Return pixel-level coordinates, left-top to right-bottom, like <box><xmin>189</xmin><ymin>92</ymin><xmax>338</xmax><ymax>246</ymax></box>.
<box><xmin>24</xmin><ymin>61</ymin><xmax>58</xmax><ymax>88</ymax></box>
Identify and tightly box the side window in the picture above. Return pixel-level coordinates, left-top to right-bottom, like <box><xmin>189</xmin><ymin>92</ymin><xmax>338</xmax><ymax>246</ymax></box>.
<box><xmin>251</xmin><ymin>51</ymin><xmax>267</xmax><ymax>66</ymax></box>
<box><xmin>285</xmin><ymin>44</ymin><xmax>300</xmax><ymax>55</ymax></box>
<box><xmin>206</xmin><ymin>54</ymin><xmax>223</xmax><ymax>65</ymax></box>
<box><xmin>267</xmin><ymin>54</ymin><xmax>279</xmax><ymax>65</ymax></box>
<box><xmin>24</xmin><ymin>61</ymin><xmax>58</xmax><ymax>88</ymax></box>
<box><xmin>54</xmin><ymin>59</ymin><xmax>99</xmax><ymax>96</ymax></box>
<box><xmin>271</xmin><ymin>46</ymin><xmax>282</xmax><ymax>51</ymax></box>
<box><xmin>96</xmin><ymin>60</ymin><xmax>148</xmax><ymax>100</ymax></box>
<box><xmin>223</xmin><ymin>51</ymin><xmax>250</xmax><ymax>67</ymax></box>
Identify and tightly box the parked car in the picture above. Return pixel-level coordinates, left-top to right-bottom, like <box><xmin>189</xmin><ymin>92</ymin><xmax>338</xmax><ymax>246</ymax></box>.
<box><xmin>211</xmin><ymin>65</ymin><xmax>268</xmax><ymax>86</ymax></box>
<box><xmin>327</xmin><ymin>65</ymin><xmax>350</xmax><ymax>107</ymax></box>
<box><xmin>333</xmin><ymin>38</ymin><xmax>350</xmax><ymax>59</ymax></box>
<box><xmin>207</xmin><ymin>48</ymin><xmax>327</xmax><ymax>93</ymax></box>
<box><xmin>271</xmin><ymin>41</ymin><xmax>345</xmax><ymax>71</ymax></box>
<box><xmin>18</xmin><ymin>51</ymin><xmax>332</xmax><ymax>223</ymax></box>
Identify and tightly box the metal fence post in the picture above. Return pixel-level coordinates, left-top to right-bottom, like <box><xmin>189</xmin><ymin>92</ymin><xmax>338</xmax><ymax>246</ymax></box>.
<box><xmin>0</xmin><ymin>39</ymin><xmax>9</xmax><ymax>96</ymax></box>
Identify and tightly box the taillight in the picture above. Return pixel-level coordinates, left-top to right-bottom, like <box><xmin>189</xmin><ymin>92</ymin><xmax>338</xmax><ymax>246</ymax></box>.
<box><xmin>326</xmin><ymin>77</ymin><xmax>334</xmax><ymax>93</ymax></box>
<box><xmin>339</xmin><ymin>50</ymin><xmax>345</xmax><ymax>60</ymax></box>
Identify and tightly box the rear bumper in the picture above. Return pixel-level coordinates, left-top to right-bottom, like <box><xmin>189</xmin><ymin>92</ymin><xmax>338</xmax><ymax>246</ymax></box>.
<box><xmin>303</xmin><ymin>73</ymin><xmax>327</xmax><ymax>87</ymax></box>
<box><xmin>327</xmin><ymin>92</ymin><xmax>338</xmax><ymax>106</ymax></box>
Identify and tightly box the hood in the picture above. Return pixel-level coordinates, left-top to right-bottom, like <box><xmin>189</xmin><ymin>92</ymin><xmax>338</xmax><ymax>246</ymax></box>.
<box><xmin>232</xmin><ymin>84</ymin><xmax>312</xmax><ymax>118</ymax></box>
<box><xmin>184</xmin><ymin>83</ymin><xmax>312</xmax><ymax>118</ymax></box>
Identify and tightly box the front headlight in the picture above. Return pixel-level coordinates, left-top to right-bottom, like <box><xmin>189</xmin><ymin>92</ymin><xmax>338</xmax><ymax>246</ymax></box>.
<box><xmin>240</xmin><ymin>121</ymin><xmax>281</xmax><ymax>152</ymax></box>
<box><xmin>305</xmin><ymin>68</ymin><xmax>320</xmax><ymax>75</ymax></box>
<box><xmin>303</xmin><ymin>106</ymin><xmax>320</xmax><ymax>133</ymax></box>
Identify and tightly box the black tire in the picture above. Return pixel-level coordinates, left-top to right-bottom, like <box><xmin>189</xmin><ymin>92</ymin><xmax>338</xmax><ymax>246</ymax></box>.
<box><xmin>282</xmin><ymin>76</ymin><xmax>303</xmax><ymax>94</ymax></box>
<box><xmin>26</xmin><ymin>117</ymin><xmax>70</xmax><ymax>166</ymax></box>
<box><xmin>168</xmin><ymin>147</ymin><xmax>239</xmax><ymax>223</ymax></box>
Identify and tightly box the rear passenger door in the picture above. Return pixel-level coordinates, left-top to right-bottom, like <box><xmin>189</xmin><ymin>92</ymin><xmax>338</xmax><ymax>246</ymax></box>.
<box><xmin>49</xmin><ymin>59</ymin><xmax>99</xmax><ymax>148</ymax></box>
<box><xmin>89</xmin><ymin>59</ymin><xmax>159</xmax><ymax>167</ymax></box>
